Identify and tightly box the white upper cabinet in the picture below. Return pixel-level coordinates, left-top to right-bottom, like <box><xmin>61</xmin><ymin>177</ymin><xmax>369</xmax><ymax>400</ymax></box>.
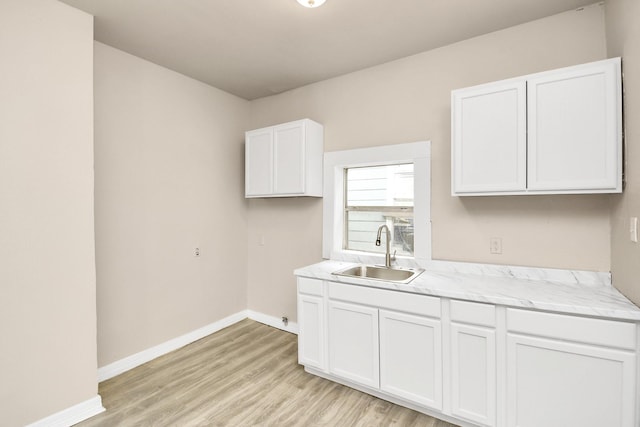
<box><xmin>452</xmin><ymin>80</ymin><xmax>527</xmax><ymax>194</ymax></box>
<box><xmin>452</xmin><ymin>58</ymin><xmax>622</xmax><ymax>196</ymax></box>
<box><xmin>528</xmin><ymin>60</ymin><xmax>621</xmax><ymax>192</ymax></box>
<box><xmin>245</xmin><ymin>119</ymin><xmax>323</xmax><ymax>198</ymax></box>
<box><xmin>245</xmin><ymin>129</ymin><xmax>273</xmax><ymax>196</ymax></box>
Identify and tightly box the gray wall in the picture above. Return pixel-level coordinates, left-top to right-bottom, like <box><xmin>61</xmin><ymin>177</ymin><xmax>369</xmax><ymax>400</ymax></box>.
<box><xmin>0</xmin><ymin>1</ymin><xmax>98</xmax><ymax>425</ymax></box>
<box><xmin>606</xmin><ymin>0</ymin><xmax>640</xmax><ymax>305</ymax></box>
<box><xmin>94</xmin><ymin>42</ymin><xmax>250</xmax><ymax>366</ymax></box>
<box><xmin>247</xmin><ymin>5</ymin><xmax>610</xmax><ymax>322</ymax></box>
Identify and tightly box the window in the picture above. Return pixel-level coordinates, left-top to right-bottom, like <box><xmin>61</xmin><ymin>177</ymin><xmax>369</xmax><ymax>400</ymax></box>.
<box><xmin>323</xmin><ymin>141</ymin><xmax>431</xmax><ymax>264</ymax></box>
<box><xmin>344</xmin><ymin>164</ymin><xmax>414</xmax><ymax>256</ymax></box>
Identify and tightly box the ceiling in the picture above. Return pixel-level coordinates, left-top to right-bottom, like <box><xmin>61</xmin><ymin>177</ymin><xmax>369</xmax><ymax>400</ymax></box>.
<box><xmin>60</xmin><ymin>0</ymin><xmax>599</xmax><ymax>100</ymax></box>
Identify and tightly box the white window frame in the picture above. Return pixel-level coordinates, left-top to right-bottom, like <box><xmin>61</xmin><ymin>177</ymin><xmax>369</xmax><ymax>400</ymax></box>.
<box><xmin>322</xmin><ymin>141</ymin><xmax>431</xmax><ymax>265</ymax></box>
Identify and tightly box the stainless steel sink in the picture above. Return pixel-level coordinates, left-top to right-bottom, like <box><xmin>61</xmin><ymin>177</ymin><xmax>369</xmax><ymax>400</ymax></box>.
<box><xmin>332</xmin><ymin>265</ymin><xmax>423</xmax><ymax>284</ymax></box>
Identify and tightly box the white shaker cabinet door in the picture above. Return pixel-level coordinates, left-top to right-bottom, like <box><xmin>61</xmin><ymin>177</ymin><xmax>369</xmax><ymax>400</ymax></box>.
<box><xmin>379</xmin><ymin>310</ymin><xmax>443</xmax><ymax>410</ymax></box>
<box><xmin>274</xmin><ymin>122</ymin><xmax>305</xmax><ymax>195</ymax></box>
<box><xmin>245</xmin><ymin>129</ymin><xmax>273</xmax><ymax>196</ymax></box>
<box><xmin>450</xmin><ymin>323</ymin><xmax>496</xmax><ymax>427</ymax></box>
<box><xmin>297</xmin><ymin>293</ymin><xmax>325</xmax><ymax>370</ymax></box>
<box><xmin>328</xmin><ymin>300</ymin><xmax>379</xmax><ymax>389</ymax></box>
<box><xmin>527</xmin><ymin>59</ymin><xmax>621</xmax><ymax>192</ymax></box>
<box><xmin>452</xmin><ymin>80</ymin><xmax>527</xmax><ymax>195</ymax></box>
<box><xmin>506</xmin><ymin>333</ymin><xmax>636</xmax><ymax>427</ymax></box>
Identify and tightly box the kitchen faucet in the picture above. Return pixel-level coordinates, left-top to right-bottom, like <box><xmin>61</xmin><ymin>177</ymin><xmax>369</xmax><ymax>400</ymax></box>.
<box><xmin>375</xmin><ymin>224</ymin><xmax>395</xmax><ymax>268</ymax></box>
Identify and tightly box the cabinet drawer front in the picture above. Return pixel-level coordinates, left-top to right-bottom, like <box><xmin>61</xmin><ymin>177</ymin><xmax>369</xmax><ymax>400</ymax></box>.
<box><xmin>450</xmin><ymin>299</ymin><xmax>496</xmax><ymax>327</ymax></box>
<box><xmin>507</xmin><ymin>308</ymin><xmax>636</xmax><ymax>350</ymax></box>
<box><xmin>328</xmin><ymin>282</ymin><xmax>440</xmax><ymax>318</ymax></box>
<box><xmin>297</xmin><ymin>277</ymin><xmax>323</xmax><ymax>297</ymax></box>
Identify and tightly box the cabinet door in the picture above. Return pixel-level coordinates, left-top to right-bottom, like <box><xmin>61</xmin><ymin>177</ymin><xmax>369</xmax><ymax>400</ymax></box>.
<box><xmin>245</xmin><ymin>129</ymin><xmax>273</xmax><ymax>196</ymax></box>
<box><xmin>328</xmin><ymin>300</ymin><xmax>379</xmax><ymax>388</ymax></box>
<box><xmin>452</xmin><ymin>80</ymin><xmax>527</xmax><ymax>195</ymax></box>
<box><xmin>379</xmin><ymin>310</ymin><xmax>442</xmax><ymax>410</ymax></box>
<box><xmin>527</xmin><ymin>59</ymin><xmax>621</xmax><ymax>192</ymax></box>
<box><xmin>507</xmin><ymin>333</ymin><xmax>636</xmax><ymax>427</ymax></box>
<box><xmin>451</xmin><ymin>323</ymin><xmax>496</xmax><ymax>427</ymax></box>
<box><xmin>297</xmin><ymin>294</ymin><xmax>325</xmax><ymax>370</ymax></box>
<box><xmin>274</xmin><ymin>122</ymin><xmax>305</xmax><ymax>195</ymax></box>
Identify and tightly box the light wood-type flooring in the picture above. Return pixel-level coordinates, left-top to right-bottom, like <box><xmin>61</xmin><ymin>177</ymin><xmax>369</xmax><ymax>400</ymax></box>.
<box><xmin>78</xmin><ymin>319</ymin><xmax>458</xmax><ymax>427</ymax></box>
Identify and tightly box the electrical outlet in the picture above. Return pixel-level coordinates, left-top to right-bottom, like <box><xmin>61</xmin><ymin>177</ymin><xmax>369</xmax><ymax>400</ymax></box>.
<box><xmin>194</xmin><ymin>247</ymin><xmax>200</xmax><ymax>257</ymax></box>
<box><xmin>490</xmin><ymin>238</ymin><xmax>502</xmax><ymax>254</ymax></box>
<box><xmin>631</xmin><ymin>217</ymin><xmax>638</xmax><ymax>243</ymax></box>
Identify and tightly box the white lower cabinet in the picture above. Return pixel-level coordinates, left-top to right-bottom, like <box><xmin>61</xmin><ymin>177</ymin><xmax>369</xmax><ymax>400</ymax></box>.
<box><xmin>451</xmin><ymin>323</ymin><xmax>496</xmax><ymax>426</ymax></box>
<box><xmin>450</xmin><ymin>299</ymin><xmax>497</xmax><ymax>427</ymax></box>
<box><xmin>297</xmin><ymin>294</ymin><xmax>325</xmax><ymax>369</ymax></box>
<box><xmin>507</xmin><ymin>334</ymin><xmax>636</xmax><ymax>427</ymax></box>
<box><xmin>325</xmin><ymin>281</ymin><xmax>443</xmax><ymax>410</ymax></box>
<box><xmin>506</xmin><ymin>308</ymin><xmax>637</xmax><ymax>427</ymax></box>
<box><xmin>297</xmin><ymin>277</ymin><xmax>326</xmax><ymax>371</ymax></box>
<box><xmin>379</xmin><ymin>309</ymin><xmax>442</xmax><ymax>409</ymax></box>
<box><xmin>328</xmin><ymin>300</ymin><xmax>379</xmax><ymax>388</ymax></box>
<box><xmin>296</xmin><ymin>277</ymin><xmax>639</xmax><ymax>427</ymax></box>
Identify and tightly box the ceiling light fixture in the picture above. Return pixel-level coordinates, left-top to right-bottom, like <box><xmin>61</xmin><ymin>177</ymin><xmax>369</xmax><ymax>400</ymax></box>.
<box><xmin>297</xmin><ymin>0</ymin><xmax>326</xmax><ymax>8</ymax></box>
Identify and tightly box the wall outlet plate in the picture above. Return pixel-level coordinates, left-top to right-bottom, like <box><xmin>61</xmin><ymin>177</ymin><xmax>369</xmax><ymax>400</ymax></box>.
<box><xmin>490</xmin><ymin>237</ymin><xmax>502</xmax><ymax>254</ymax></box>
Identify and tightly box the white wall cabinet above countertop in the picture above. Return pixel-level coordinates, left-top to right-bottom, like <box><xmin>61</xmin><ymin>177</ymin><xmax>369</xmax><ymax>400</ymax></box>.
<box><xmin>451</xmin><ymin>57</ymin><xmax>622</xmax><ymax>196</ymax></box>
<box><xmin>245</xmin><ymin>118</ymin><xmax>323</xmax><ymax>198</ymax></box>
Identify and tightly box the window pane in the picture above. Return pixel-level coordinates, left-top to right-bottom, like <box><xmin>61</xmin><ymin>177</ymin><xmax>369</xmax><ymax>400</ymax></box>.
<box><xmin>346</xmin><ymin>211</ymin><xmax>414</xmax><ymax>256</ymax></box>
<box><xmin>344</xmin><ymin>164</ymin><xmax>414</xmax><ymax>256</ymax></box>
<box><xmin>346</xmin><ymin>164</ymin><xmax>414</xmax><ymax>207</ymax></box>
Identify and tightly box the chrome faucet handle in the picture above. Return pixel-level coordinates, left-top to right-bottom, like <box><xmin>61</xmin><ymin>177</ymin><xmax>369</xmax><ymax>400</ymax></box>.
<box><xmin>392</xmin><ymin>250</ymin><xmax>397</xmax><ymax>261</ymax></box>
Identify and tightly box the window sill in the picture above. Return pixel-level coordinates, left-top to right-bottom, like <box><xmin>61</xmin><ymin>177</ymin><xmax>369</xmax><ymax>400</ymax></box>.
<box><xmin>328</xmin><ymin>249</ymin><xmax>425</xmax><ymax>270</ymax></box>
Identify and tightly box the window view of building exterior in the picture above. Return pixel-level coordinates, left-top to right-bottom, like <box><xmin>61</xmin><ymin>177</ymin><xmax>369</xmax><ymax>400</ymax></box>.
<box><xmin>344</xmin><ymin>164</ymin><xmax>414</xmax><ymax>256</ymax></box>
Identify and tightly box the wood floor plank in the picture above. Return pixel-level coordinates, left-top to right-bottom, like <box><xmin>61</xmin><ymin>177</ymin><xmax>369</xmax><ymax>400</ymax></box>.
<box><xmin>78</xmin><ymin>319</ymin><xmax>459</xmax><ymax>427</ymax></box>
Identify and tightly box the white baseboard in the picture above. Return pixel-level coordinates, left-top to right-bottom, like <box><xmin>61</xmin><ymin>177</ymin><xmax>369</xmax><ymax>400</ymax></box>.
<box><xmin>26</xmin><ymin>395</ymin><xmax>105</xmax><ymax>427</ymax></box>
<box><xmin>26</xmin><ymin>310</ymin><xmax>296</xmax><ymax>427</ymax></box>
<box><xmin>248</xmin><ymin>310</ymin><xmax>299</xmax><ymax>335</ymax></box>
<box><xmin>98</xmin><ymin>309</ymin><xmax>297</xmax><ymax>383</ymax></box>
<box><xmin>98</xmin><ymin>310</ymin><xmax>248</xmax><ymax>382</ymax></box>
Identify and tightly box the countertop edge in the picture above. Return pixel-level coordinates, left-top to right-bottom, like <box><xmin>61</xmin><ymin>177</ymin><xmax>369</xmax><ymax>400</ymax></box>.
<box><xmin>294</xmin><ymin>261</ymin><xmax>640</xmax><ymax>322</ymax></box>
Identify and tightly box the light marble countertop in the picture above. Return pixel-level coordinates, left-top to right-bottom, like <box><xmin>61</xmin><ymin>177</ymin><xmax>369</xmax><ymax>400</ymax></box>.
<box><xmin>294</xmin><ymin>260</ymin><xmax>640</xmax><ymax>321</ymax></box>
